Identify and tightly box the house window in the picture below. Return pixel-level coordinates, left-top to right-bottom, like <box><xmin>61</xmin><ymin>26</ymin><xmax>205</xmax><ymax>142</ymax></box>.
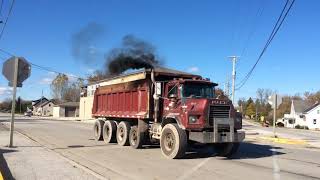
<box><xmin>49</xmin><ymin>104</ymin><xmax>51</xmax><ymax>107</ymax></box>
<box><xmin>288</xmin><ymin>119</ymin><xmax>295</xmax><ymax>124</ymax></box>
<box><xmin>314</xmin><ymin>119</ymin><xmax>317</xmax><ymax>125</ymax></box>
<box><xmin>317</xmin><ymin>110</ymin><xmax>320</xmax><ymax>114</ymax></box>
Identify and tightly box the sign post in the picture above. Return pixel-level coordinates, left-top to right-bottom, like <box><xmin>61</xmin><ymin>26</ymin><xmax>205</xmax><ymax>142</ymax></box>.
<box><xmin>2</xmin><ymin>56</ymin><xmax>31</xmax><ymax>147</ymax></box>
<box><xmin>273</xmin><ymin>94</ymin><xmax>277</xmax><ymax>138</ymax></box>
<box><xmin>268</xmin><ymin>94</ymin><xmax>282</xmax><ymax>138</ymax></box>
<box><xmin>9</xmin><ymin>58</ymin><xmax>18</xmax><ymax>147</ymax></box>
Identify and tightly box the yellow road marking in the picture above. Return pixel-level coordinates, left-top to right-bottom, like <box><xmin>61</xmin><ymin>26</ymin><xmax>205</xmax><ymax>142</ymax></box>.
<box><xmin>0</xmin><ymin>170</ymin><xmax>3</xmax><ymax>180</ymax></box>
<box><xmin>260</xmin><ymin>136</ymin><xmax>307</xmax><ymax>145</ymax></box>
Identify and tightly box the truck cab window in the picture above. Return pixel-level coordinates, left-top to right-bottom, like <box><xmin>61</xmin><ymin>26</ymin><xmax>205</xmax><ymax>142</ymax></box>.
<box><xmin>168</xmin><ymin>85</ymin><xmax>178</xmax><ymax>98</ymax></box>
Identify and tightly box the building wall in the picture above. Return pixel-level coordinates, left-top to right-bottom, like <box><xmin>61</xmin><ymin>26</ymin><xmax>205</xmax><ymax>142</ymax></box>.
<box><xmin>53</xmin><ymin>107</ymin><xmax>60</xmax><ymax>118</ymax></box>
<box><xmin>79</xmin><ymin>96</ymin><xmax>94</xmax><ymax>119</ymax></box>
<box><xmin>305</xmin><ymin>106</ymin><xmax>320</xmax><ymax>130</ymax></box>
<box><xmin>42</xmin><ymin>102</ymin><xmax>54</xmax><ymax>116</ymax></box>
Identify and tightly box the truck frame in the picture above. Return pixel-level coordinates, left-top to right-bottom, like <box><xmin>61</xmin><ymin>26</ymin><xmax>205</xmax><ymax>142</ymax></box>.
<box><xmin>91</xmin><ymin>67</ymin><xmax>245</xmax><ymax>159</ymax></box>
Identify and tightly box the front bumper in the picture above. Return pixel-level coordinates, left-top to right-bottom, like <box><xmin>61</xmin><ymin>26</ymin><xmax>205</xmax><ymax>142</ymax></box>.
<box><xmin>189</xmin><ymin>131</ymin><xmax>245</xmax><ymax>143</ymax></box>
<box><xmin>188</xmin><ymin>118</ymin><xmax>245</xmax><ymax>143</ymax></box>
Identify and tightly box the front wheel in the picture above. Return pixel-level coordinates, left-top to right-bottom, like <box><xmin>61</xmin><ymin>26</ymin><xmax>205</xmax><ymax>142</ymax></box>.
<box><xmin>213</xmin><ymin>143</ymin><xmax>240</xmax><ymax>157</ymax></box>
<box><xmin>160</xmin><ymin>124</ymin><xmax>187</xmax><ymax>159</ymax></box>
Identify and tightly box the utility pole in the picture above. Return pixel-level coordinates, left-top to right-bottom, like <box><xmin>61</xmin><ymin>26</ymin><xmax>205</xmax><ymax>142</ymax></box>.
<box><xmin>224</xmin><ymin>76</ymin><xmax>230</xmax><ymax>98</ymax></box>
<box><xmin>40</xmin><ymin>89</ymin><xmax>43</xmax><ymax>116</ymax></box>
<box><xmin>228</xmin><ymin>56</ymin><xmax>239</xmax><ymax>104</ymax></box>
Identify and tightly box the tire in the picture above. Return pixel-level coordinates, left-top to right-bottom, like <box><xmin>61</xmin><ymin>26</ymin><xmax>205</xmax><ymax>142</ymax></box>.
<box><xmin>214</xmin><ymin>142</ymin><xmax>240</xmax><ymax>157</ymax></box>
<box><xmin>93</xmin><ymin>120</ymin><xmax>104</xmax><ymax>141</ymax></box>
<box><xmin>102</xmin><ymin>120</ymin><xmax>117</xmax><ymax>144</ymax></box>
<box><xmin>160</xmin><ymin>123</ymin><xmax>187</xmax><ymax>159</ymax></box>
<box><xmin>129</xmin><ymin>126</ymin><xmax>145</xmax><ymax>149</ymax></box>
<box><xmin>116</xmin><ymin>121</ymin><xmax>131</xmax><ymax>146</ymax></box>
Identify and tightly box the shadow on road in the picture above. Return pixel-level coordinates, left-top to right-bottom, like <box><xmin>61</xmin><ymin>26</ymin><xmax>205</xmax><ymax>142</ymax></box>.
<box><xmin>183</xmin><ymin>142</ymin><xmax>285</xmax><ymax>160</ymax></box>
<box><xmin>0</xmin><ymin>148</ymin><xmax>16</xmax><ymax>180</ymax></box>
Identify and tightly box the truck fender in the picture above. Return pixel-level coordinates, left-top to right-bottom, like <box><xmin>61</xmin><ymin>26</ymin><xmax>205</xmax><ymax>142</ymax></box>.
<box><xmin>161</xmin><ymin>116</ymin><xmax>186</xmax><ymax>130</ymax></box>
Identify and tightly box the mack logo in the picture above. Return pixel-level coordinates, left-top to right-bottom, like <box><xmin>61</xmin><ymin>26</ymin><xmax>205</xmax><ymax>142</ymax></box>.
<box><xmin>212</xmin><ymin>100</ymin><xmax>226</xmax><ymax>104</ymax></box>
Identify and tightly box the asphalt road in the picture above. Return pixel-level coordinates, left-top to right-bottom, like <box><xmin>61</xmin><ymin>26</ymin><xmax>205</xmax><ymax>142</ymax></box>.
<box><xmin>1</xmin><ymin>116</ymin><xmax>320</xmax><ymax>180</ymax></box>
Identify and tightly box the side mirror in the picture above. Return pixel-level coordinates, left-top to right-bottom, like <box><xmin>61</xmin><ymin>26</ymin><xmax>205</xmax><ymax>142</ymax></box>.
<box><xmin>155</xmin><ymin>82</ymin><xmax>161</xmax><ymax>95</ymax></box>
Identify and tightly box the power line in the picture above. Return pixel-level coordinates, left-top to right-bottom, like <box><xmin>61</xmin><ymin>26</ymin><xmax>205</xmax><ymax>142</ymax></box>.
<box><xmin>0</xmin><ymin>0</ymin><xmax>3</xmax><ymax>16</ymax></box>
<box><xmin>0</xmin><ymin>48</ymin><xmax>87</xmax><ymax>80</ymax></box>
<box><xmin>0</xmin><ymin>0</ymin><xmax>15</xmax><ymax>42</ymax></box>
<box><xmin>240</xmin><ymin>1</ymin><xmax>265</xmax><ymax>58</ymax></box>
<box><xmin>235</xmin><ymin>0</ymin><xmax>295</xmax><ymax>90</ymax></box>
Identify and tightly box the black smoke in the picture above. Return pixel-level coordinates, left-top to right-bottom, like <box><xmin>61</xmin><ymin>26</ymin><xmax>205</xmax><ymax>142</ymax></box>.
<box><xmin>105</xmin><ymin>35</ymin><xmax>161</xmax><ymax>75</ymax></box>
<box><xmin>71</xmin><ymin>22</ymin><xmax>105</xmax><ymax>64</ymax></box>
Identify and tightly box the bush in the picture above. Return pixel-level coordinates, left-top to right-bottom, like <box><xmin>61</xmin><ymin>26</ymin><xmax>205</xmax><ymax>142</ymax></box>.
<box><xmin>295</xmin><ymin>125</ymin><xmax>309</xmax><ymax>130</ymax></box>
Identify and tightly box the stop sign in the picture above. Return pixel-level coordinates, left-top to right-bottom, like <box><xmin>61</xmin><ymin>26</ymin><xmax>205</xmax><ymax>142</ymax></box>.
<box><xmin>2</xmin><ymin>57</ymin><xmax>31</xmax><ymax>87</ymax></box>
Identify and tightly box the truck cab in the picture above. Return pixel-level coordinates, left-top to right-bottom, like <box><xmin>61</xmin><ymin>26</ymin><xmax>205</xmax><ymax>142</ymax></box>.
<box><xmin>158</xmin><ymin>78</ymin><xmax>245</xmax><ymax>158</ymax></box>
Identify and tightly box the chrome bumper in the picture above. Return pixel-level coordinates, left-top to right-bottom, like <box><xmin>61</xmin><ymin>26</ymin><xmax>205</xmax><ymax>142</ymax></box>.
<box><xmin>189</xmin><ymin>118</ymin><xmax>245</xmax><ymax>143</ymax></box>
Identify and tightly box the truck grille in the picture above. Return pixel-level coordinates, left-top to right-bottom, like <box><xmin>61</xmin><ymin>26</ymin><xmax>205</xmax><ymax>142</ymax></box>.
<box><xmin>208</xmin><ymin>105</ymin><xmax>230</xmax><ymax>126</ymax></box>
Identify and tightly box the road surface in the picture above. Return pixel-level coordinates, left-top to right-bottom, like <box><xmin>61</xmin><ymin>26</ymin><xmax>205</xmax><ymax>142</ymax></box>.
<box><xmin>1</xmin><ymin>116</ymin><xmax>320</xmax><ymax>180</ymax></box>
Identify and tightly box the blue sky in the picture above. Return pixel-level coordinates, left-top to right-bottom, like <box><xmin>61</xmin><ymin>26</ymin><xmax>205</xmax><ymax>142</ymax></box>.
<box><xmin>0</xmin><ymin>0</ymin><xmax>319</xmax><ymax>102</ymax></box>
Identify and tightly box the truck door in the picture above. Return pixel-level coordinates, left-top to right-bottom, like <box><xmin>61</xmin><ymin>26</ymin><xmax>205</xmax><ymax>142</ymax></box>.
<box><xmin>163</xmin><ymin>83</ymin><xmax>182</xmax><ymax>117</ymax></box>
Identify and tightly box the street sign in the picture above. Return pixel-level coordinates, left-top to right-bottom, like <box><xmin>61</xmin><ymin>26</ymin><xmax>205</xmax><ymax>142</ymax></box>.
<box><xmin>268</xmin><ymin>94</ymin><xmax>282</xmax><ymax>109</ymax></box>
<box><xmin>1</xmin><ymin>57</ymin><xmax>31</xmax><ymax>147</ymax></box>
<box><xmin>2</xmin><ymin>57</ymin><xmax>31</xmax><ymax>87</ymax></box>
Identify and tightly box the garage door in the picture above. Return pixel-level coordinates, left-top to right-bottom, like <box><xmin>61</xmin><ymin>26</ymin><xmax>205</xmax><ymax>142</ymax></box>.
<box><xmin>65</xmin><ymin>107</ymin><xmax>76</xmax><ymax>117</ymax></box>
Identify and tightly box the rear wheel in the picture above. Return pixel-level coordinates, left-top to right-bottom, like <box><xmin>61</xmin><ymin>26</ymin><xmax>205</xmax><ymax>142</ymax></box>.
<box><xmin>102</xmin><ymin>120</ymin><xmax>117</xmax><ymax>144</ymax></box>
<box><xmin>116</xmin><ymin>121</ymin><xmax>131</xmax><ymax>146</ymax></box>
<box><xmin>214</xmin><ymin>143</ymin><xmax>240</xmax><ymax>157</ymax></box>
<box><xmin>129</xmin><ymin>126</ymin><xmax>145</xmax><ymax>149</ymax></box>
<box><xmin>160</xmin><ymin>124</ymin><xmax>187</xmax><ymax>159</ymax></box>
<box><xmin>93</xmin><ymin>120</ymin><xmax>104</xmax><ymax>141</ymax></box>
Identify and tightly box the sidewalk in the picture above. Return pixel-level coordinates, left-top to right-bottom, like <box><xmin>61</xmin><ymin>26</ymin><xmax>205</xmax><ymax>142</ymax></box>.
<box><xmin>243</xmin><ymin>119</ymin><xmax>320</xmax><ymax>148</ymax></box>
<box><xmin>0</xmin><ymin>125</ymin><xmax>99</xmax><ymax>180</ymax></box>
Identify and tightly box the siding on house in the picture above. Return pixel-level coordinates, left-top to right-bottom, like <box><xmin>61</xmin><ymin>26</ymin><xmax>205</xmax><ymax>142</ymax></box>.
<box><xmin>79</xmin><ymin>96</ymin><xmax>94</xmax><ymax>119</ymax></box>
<box><xmin>304</xmin><ymin>104</ymin><xmax>320</xmax><ymax>130</ymax></box>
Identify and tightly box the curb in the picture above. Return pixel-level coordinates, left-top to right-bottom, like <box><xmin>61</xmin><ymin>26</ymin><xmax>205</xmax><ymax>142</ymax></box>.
<box><xmin>259</xmin><ymin>136</ymin><xmax>307</xmax><ymax>145</ymax></box>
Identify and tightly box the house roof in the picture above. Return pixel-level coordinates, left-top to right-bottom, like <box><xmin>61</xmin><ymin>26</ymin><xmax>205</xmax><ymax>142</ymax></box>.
<box><xmin>32</xmin><ymin>97</ymin><xmax>49</xmax><ymax>107</ymax></box>
<box><xmin>55</xmin><ymin>102</ymin><xmax>79</xmax><ymax>107</ymax></box>
<box><xmin>303</xmin><ymin>102</ymin><xmax>320</xmax><ymax>113</ymax></box>
<box><xmin>292</xmin><ymin>100</ymin><xmax>312</xmax><ymax>113</ymax></box>
<box><xmin>39</xmin><ymin>101</ymin><xmax>51</xmax><ymax>107</ymax></box>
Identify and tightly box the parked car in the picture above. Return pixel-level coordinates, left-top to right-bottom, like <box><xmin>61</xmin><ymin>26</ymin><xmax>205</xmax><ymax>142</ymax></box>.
<box><xmin>24</xmin><ymin>111</ymin><xmax>32</xmax><ymax>117</ymax></box>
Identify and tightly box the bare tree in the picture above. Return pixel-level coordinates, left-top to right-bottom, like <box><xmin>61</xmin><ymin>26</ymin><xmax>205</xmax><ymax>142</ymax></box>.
<box><xmin>256</xmin><ymin>88</ymin><xmax>264</xmax><ymax>104</ymax></box>
<box><xmin>63</xmin><ymin>78</ymin><xmax>84</xmax><ymax>102</ymax></box>
<box><xmin>51</xmin><ymin>74</ymin><xmax>69</xmax><ymax>101</ymax></box>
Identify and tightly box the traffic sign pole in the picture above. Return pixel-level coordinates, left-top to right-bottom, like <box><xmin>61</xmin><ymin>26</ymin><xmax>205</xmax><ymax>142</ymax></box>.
<box><xmin>9</xmin><ymin>57</ymin><xmax>18</xmax><ymax>147</ymax></box>
<box><xmin>273</xmin><ymin>94</ymin><xmax>277</xmax><ymax>138</ymax></box>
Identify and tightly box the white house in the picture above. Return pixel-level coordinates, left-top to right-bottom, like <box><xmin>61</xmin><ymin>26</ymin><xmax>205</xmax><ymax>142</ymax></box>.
<box><xmin>32</xmin><ymin>97</ymin><xmax>56</xmax><ymax>116</ymax></box>
<box><xmin>303</xmin><ymin>103</ymin><xmax>320</xmax><ymax>130</ymax></box>
<box><xmin>281</xmin><ymin>100</ymin><xmax>311</xmax><ymax>128</ymax></box>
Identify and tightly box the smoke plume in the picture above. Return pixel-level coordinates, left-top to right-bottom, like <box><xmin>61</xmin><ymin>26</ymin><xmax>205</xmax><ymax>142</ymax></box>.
<box><xmin>105</xmin><ymin>35</ymin><xmax>161</xmax><ymax>75</ymax></box>
<box><xmin>71</xmin><ymin>22</ymin><xmax>105</xmax><ymax>64</ymax></box>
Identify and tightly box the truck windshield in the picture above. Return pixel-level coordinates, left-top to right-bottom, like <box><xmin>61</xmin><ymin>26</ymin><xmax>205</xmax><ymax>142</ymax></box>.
<box><xmin>182</xmin><ymin>83</ymin><xmax>214</xmax><ymax>98</ymax></box>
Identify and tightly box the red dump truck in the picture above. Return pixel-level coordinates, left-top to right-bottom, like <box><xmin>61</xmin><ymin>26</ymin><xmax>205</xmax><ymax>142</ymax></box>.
<box><xmin>92</xmin><ymin>67</ymin><xmax>245</xmax><ymax>159</ymax></box>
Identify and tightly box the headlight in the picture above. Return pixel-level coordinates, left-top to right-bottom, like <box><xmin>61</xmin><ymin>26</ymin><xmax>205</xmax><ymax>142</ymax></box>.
<box><xmin>188</xmin><ymin>115</ymin><xmax>198</xmax><ymax>124</ymax></box>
